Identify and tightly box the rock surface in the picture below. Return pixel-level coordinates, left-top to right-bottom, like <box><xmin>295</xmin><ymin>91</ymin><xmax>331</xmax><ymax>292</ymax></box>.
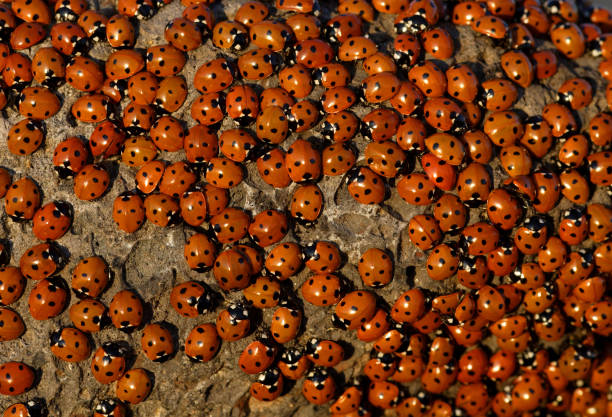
<box><xmin>0</xmin><ymin>1</ymin><xmax>610</xmax><ymax>416</ymax></box>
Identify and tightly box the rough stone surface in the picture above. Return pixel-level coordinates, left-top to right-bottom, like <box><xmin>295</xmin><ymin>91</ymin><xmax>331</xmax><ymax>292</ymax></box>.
<box><xmin>0</xmin><ymin>1</ymin><xmax>610</xmax><ymax>416</ymax></box>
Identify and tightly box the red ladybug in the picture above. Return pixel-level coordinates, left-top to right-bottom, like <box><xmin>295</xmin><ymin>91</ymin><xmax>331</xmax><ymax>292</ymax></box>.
<box><xmin>238</xmin><ymin>335</ymin><xmax>276</xmax><ymax>374</ymax></box>
<box><xmin>69</xmin><ymin>298</ymin><xmax>107</xmax><ymax>333</ymax></box>
<box><xmin>2</xmin><ymin>399</ymin><xmax>47</xmax><ymax>417</ymax></box>
<box><xmin>7</xmin><ymin>119</ymin><xmax>45</xmax><ymax>157</ymax></box>
<box><xmin>302</xmin><ymin>368</ymin><xmax>336</xmax><ymax>405</ymax></box>
<box><xmin>250</xmin><ymin>368</ymin><xmax>284</xmax><ymax>402</ymax></box>
<box><xmin>270</xmin><ymin>303</ymin><xmax>302</xmax><ymax>344</ymax></box>
<box><xmin>32</xmin><ymin>201</ymin><xmax>72</xmax><ymax>241</ymax></box>
<box><xmin>109</xmin><ymin>289</ymin><xmax>144</xmax><ymax>330</ymax></box>
<box><xmin>20</xmin><ymin>242</ymin><xmax>63</xmax><ymax>281</ymax></box>
<box><xmin>0</xmin><ymin>362</ymin><xmax>35</xmax><ymax>396</ymax></box>
<box><xmin>141</xmin><ymin>323</ymin><xmax>175</xmax><ymax>362</ymax></box>
<box><xmin>112</xmin><ymin>192</ymin><xmax>146</xmax><ymax>233</ymax></box>
<box><xmin>0</xmin><ymin>307</ymin><xmax>25</xmax><ymax>342</ymax></box>
<box><xmin>301</xmin><ymin>273</ymin><xmax>342</xmax><ymax>307</ymax></box>
<box><xmin>50</xmin><ymin>326</ymin><xmax>91</xmax><ymax>362</ymax></box>
<box><xmin>91</xmin><ymin>343</ymin><xmax>127</xmax><ymax>384</ymax></box>
<box><xmin>5</xmin><ymin>178</ymin><xmax>41</xmax><ymax>221</ymax></box>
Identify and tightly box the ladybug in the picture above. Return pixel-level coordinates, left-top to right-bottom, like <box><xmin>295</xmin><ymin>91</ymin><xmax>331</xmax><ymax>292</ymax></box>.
<box><xmin>487</xmin><ymin>350</ymin><xmax>517</xmax><ymax>382</ymax></box>
<box><xmin>210</xmin><ymin>207</ymin><xmax>250</xmax><ymax>244</ymax></box>
<box><xmin>509</xmin><ymin>22</ymin><xmax>535</xmax><ymax>50</ymax></box>
<box><xmin>302</xmin><ymin>368</ymin><xmax>336</xmax><ymax>405</ymax></box>
<box><xmin>532</xmin><ymin>49</ymin><xmax>558</xmax><ymax>79</ymax></box>
<box><xmin>290</xmin><ymin>184</ymin><xmax>323</xmax><ymax>224</ymax></box>
<box><xmin>391</xmin><ymin>289</ymin><xmax>426</xmax><ymax>323</ymax></box>
<box><xmin>105</xmin><ymin>14</ymin><xmax>135</xmax><ymax>48</ymax></box>
<box><xmin>126</xmin><ymin>71</ymin><xmax>158</xmax><ymax>106</ymax></box>
<box><xmin>306</xmin><ymin>338</ymin><xmax>345</xmax><ymax>367</ymax></box>
<box><xmin>368</xmin><ymin>381</ymin><xmax>400</xmax><ymax>409</ymax></box>
<box><xmin>446</xmin><ymin>64</ymin><xmax>479</xmax><ymax>103</ymax></box>
<box><xmin>285</xmin><ymin>14</ymin><xmax>321</xmax><ymax>42</ymax></box>
<box><xmin>421</xmin><ymin>363</ymin><xmax>457</xmax><ymax>394</ymax></box>
<box><xmin>363</xmin><ymin>52</ymin><xmax>397</xmax><ymax>75</ymax></box>
<box><xmin>422</xmin><ymin>27</ymin><xmax>454</xmax><ymax>59</ymax></box>
<box><xmin>250</xmin><ymin>367</ymin><xmax>284</xmax><ymax>402</ymax></box>
<box><xmin>2</xmin><ymin>53</ymin><xmax>33</xmax><ymax>90</ymax></box>
<box><xmin>270</xmin><ymin>303</ymin><xmax>302</xmax><ymax>344</ymax></box>
<box><xmin>542</xmin><ymin>103</ymin><xmax>577</xmax><ymax>137</ymax></box>
<box><xmin>65</xmin><ymin>56</ymin><xmax>104</xmax><ymax>93</ymax></box>
<box><xmin>116</xmin><ymin>368</ymin><xmax>152</xmax><ymax>405</ymax></box>
<box><xmin>0</xmin><ymin>307</ymin><xmax>25</xmax><ymax>342</ymax></box>
<box><xmin>313</xmin><ymin>63</ymin><xmax>351</xmax><ymax>89</ymax></box>
<box><xmin>520</xmin><ymin>116</ymin><xmax>552</xmax><ymax>158</ymax></box>
<box><xmin>347</xmin><ymin>167</ymin><xmax>387</xmax><ymax>205</ymax></box>
<box><xmin>216</xmin><ymin>302</ymin><xmax>251</xmax><ymax>341</ymax></box>
<box><xmin>183</xmin><ymin>233</ymin><xmax>217</xmax><ymax>272</ymax></box>
<box><xmin>365</xmin><ymin>141</ymin><xmax>405</xmax><ymax>179</ymax></box>
<box><xmin>238</xmin><ymin>48</ymin><xmax>281</xmax><ymax>81</ymax></box>
<box><xmin>226</xmin><ymin>85</ymin><xmax>260</xmax><ymax>125</ymax></box>
<box><xmin>457</xmin><ymin>347</ymin><xmax>488</xmax><ymax>384</ymax></box>
<box><xmin>183</xmin><ymin>124</ymin><xmax>218</xmax><ymax>164</ymax></box>
<box><xmin>409</xmin><ymin>61</ymin><xmax>447</xmax><ymax>97</ymax></box>
<box><xmin>286</xmin><ymin>100</ymin><xmax>321</xmax><ymax>132</ymax></box>
<box><xmin>50</xmin><ymin>327</ymin><xmax>91</xmax><ymax>362</ymax></box>
<box><xmin>91</xmin><ymin>343</ymin><xmax>127</xmax><ymax>384</ymax></box>
<box><xmin>426</xmin><ymin>243</ymin><xmax>459</xmax><ymax>281</ymax></box>
<box><xmin>164</xmin><ymin>18</ymin><xmax>202</xmax><ymax>51</ymax></box>
<box><xmin>185</xmin><ymin>323</ymin><xmax>220</xmax><ymax>362</ymax></box>
<box><xmin>178</xmin><ymin>188</ymin><xmax>207</xmax><ymax>227</ymax></box>
<box><xmin>50</xmin><ymin>22</ymin><xmax>89</xmax><ymax>56</ymax></box>
<box><xmin>77</xmin><ymin>10</ymin><xmax>107</xmax><ymax>41</ymax></box>
<box><xmin>358</xmin><ymin>248</ymin><xmax>393</xmax><ymax>288</ymax></box>
<box><xmin>71</xmin><ymin>94</ymin><xmax>111</xmax><ymax>123</ymax></box>
<box><xmin>362</xmin><ymin>108</ymin><xmax>401</xmax><ymax>142</ymax></box>
<box><xmin>425</xmin><ymin>133</ymin><xmax>465</xmax><ymax>165</ymax></box>
<box><xmin>334</xmin><ymin>290</ymin><xmax>377</xmax><ymax>330</ymax></box>
<box><xmin>304</xmin><ymin>241</ymin><xmax>342</xmax><ymax>274</ymax></box>
<box><xmin>69</xmin><ymin>298</ymin><xmax>107</xmax><ymax>333</ymax></box>
<box><xmin>551</xmin><ymin>22</ymin><xmax>585</xmax><ymax>58</ymax></box>
<box><xmin>357</xmin><ymin>308</ymin><xmax>390</xmax><ymax>343</ymax></box>
<box><xmin>105</xmin><ymin>49</ymin><xmax>144</xmax><ymax>80</ymax></box>
<box><xmin>389</xmin><ymin>81</ymin><xmax>425</xmax><ymax>116</ymax></box>
<box><xmin>501</xmin><ymin>50</ymin><xmax>534</xmax><ymax>88</ymax></box>
<box><xmin>588</xmin><ymin>112</ymin><xmax>612</xmax><ymax>147</ymax></box>
<box><xmin>32</xmin><ymin>201</ymin><xmax>72</xmax><ymax>241</ymax></box>
<box><xmin>290</xmin><ymin>39</ymin><xmax>334</xmax><ymax>68</ymax></box>
<box><xmin>238</xmin><ymin>335</ymin><xmax>276</xmax><ymax>374</ymax></box>
<box><xmin>433</xmin><ymin>193</ymin><xmax>467</xmax><ymax>233</ymax></box>
<box><xmin>394</xmin><ymin>0</ymin><xmax>439</xmax><ymax>33</ymax></box>
<box><xmin>141</xmin><ymin>323</ymin><xmax>175</xmax><ymax>362</ymax></box>
<box><xmin>255</xmin><ymin>106</ymin><xmax>289</xmax><ymax>144</ymax></box>
<box><xmin>112</xmin><ymin>192</ymin><xmax>146</xmax><ymax>233</ymax></box>
<box><xmin>244</xmin><ymin>275</ymin><xmax>281</xmax><ymax>308</ymax></box>
<box><xmin>301</xmin><ymin>273</ymin><xmax>342</xmax><ymax>306</ymax></box>
<box><xmin>256</xmin><ymin>148</ymin><xmax>291</xmax><ymax>188</ymax></box>
<box><xmin>0</xmin><ymin>267</ymin><xmax>25</xmax><ymax>306</ymax></box>
<box><xmin>154</xmin><ymin>76</ymin><xmax>188</xmax><ymax>113</ymax></box>
<box><xmin>89</xmin><ymin>121</ymin><xmax>125</xmax><ymax>159</ymax></box>
<box><xmin>558</xmin><ymin>208</ymin><xmax>588</xmax><ymax>246</ymax></box>
<box><xmin>146</xmin><ymin>44</ymin><xmax>186</xmax><ymax>77</ymax></box>
<box><xmin>532</xmin><ymin>170</ymin><xmax>561</xmax><ymax>213</ymax></box>
<box><xmin>265</xmin><ymin>242</ymin><xmax>303</xmax><ymax>281</ymax></box>
<box><xmin>479</xmin><ymin>78</ymin><xmax>518</xmax><ymax>111</ymax></box>
<box><xmin>18</xmin><ymin>87</ymin><xmax>60</xmax><ymax>121</ymax></box>
<box><xmin>321</xmin><ymin>86</ymin><xmax>357</xmax><ymax>114</ymax></box>
<box><xmin>323</xmin><ymin>14</ymin><xmax>363</xmax><ymax>44</ymax></box>
<box><xmin>213</xmin><ymin>248</ymin><xmax>253</xmax><ymax>291</ymax></box>
<box><xmin>109</xmin><ymin>289</ymin><xmax>144</xmax><ymax>330</ymax></box>
<box><xmin>170</xmin><ymin>281</ymin><xmax>212</xmax><ymax>318</ymax></box>
<box><xmin>472</xmin><ymin>15</ymin><xmax>508</xmax><ymax>39</ymax></box>
<box><xmin>588</xmin><ymin>151</ymin><xmax>612</xmax><ymax>186</ymax></box>
<box><xmin>322</xmin><ymin>143</ymin><xmax>356</xmax><ymax>177</ymax></box>
<box><xmin>28</xmin><ymin>277</ymin><xmax>69</xmax><ymax>320</ymax></box>
<box><xmin>72</xmin><ymin>165</ymin><xmax>110</xmax><ymax>202</ymax></box>
<box><xmin>393</xmin><ymin>34</ymin><xmax>422</xmax><ymax>68</ymax></box>
<box><xmin>278</xmin><ymin>64</ymin><xmax>312</xmax><ymax>98</ymax></box>
<box><xmin>558</xmin><ymin>78</ymin><xmax>593</xmax><ymax>110</ymax></box>
<box><xmin>422</xmin><ymin>153</ymin><xmax>457</xmax><ymax>192</ymax></box>
<box><xmin>52</xmin><ymin>136</ymin><xmax>89</xmax><ymax>179</ymax></box>
<box><xmin>20</xmin><ymin>242</ymin><xmax>63</xmax><ymax>281</ymax></box>
<box><xmin>408</xmin><ymin>214</ymin><xmax>442</xmax><ymax>250</ymax></box>
<box><xmin>2</xmin><ymin>399</ymin><xmax>47</xmax><ymax>417</ymax></box>
<box><xmin>0</xmin><ymin>362</ymin><xmax>35</xmax><ymax>396</ymax></box>
<box><xmin>537</xmin><ymin>236</ymin><xmax>567</xmax><ymax>273</ymax></box>
<box><xmin>483</xmin><ymin>110</ymin><xmax>523</xmax><ymax>147</ymax></box>
<box><xmin>331</xmin><ymin>385</ymin><xmax>363</xmax><ymax>414</ymax></box>
<box><xmin>461</xmin><ymin>222</ymin><xmax>499</xmax><ymax>255</ymax></box>
<box><xmin>31</xmin><ymin>47</ymin><xmax>65</xmax><ymax>88</ymax></box>
<box><xmin>486</xmin><ymin>189</ymin><xmax>522</xmax><ymax>230</ymax></box>
<box><xmin>234</xmin><ymin>1</ymin><xmax>269</xmax><ymax>27</ymax></box>
<box><xmin>285</xmin><ymin>139</ymin><xmax>322</xmax><ymax>183</ymax></box>
<box><xmin>515</xmin><ymin>215</ymin><xmax>548</xmax><ymax>255</ymax></box>
<box><xmin>362</xmin><ymin>72</ymin><xmax>400</xmax><ymax>104</ymax></box>
<box><xmin>7</xmin><ymin>119</ymin><xmax>45</xmax><ymax>157</ymax></box>
<box><xmin>249</xmin><ymin>20</ymin><xmax>293</xmax><ymax>51</ymax></box>
<box><xmin>182</xmin><ymin>3</ymin><xmax>215</xmax><ymax>33</ymax></box>
<box><xmin>212</xmin><ymin>21</ymin><xmax>249</xmax><ymax>51</ymax></box>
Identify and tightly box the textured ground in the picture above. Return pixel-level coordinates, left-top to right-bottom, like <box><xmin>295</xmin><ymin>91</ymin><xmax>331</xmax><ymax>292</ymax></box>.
<box><xmin>0</xmin><ymin>1</ymin><xmax>610</xmax><ymax>416</ymax></box>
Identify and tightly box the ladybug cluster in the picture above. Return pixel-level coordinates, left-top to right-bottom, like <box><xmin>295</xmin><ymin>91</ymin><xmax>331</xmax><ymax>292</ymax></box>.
<box><xmin>0</xmin><ymin>0</ymin><xmax>612</xmax><ymax>413</ymax></box>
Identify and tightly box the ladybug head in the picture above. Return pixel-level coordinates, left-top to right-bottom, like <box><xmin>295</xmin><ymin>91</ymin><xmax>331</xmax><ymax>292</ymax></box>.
<box><xmin>280</xmin><ymin>347</ymin><xmax>303</xmax><ymax>365</ymax></box>
<box><xmin>257</xmin><ymin>367</ymin><xmax>281</xmax><ymax>388</ymax></box>
<box><xmin>394</xmin><ymin>15</ymin><xmax>429</xmax><ymax>35</ymax></box>
<box><xmin>94</xmin><ymin>399</ymin><xmax>121</xmax><ymax>417</ymax></box>
<box><xmin>227</xmin><ymin>301</ymin><xmax>250</xmax><ymax>322</ymax></box>
<box><xmin>101</xmin><ymin>341</ymin><xmax>129</xmax><ymax>358</ymax></box>
<box><xmin>25</xmin><ymin>398</ymin><xmax>48</xmax><ymax>417</ymax></box>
